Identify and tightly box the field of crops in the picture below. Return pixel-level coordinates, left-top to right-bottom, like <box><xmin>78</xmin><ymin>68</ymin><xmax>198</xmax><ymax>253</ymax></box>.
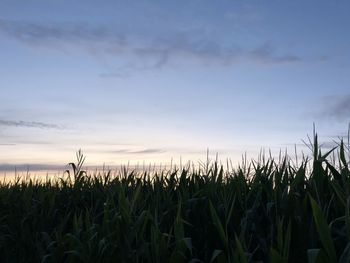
<box><xmin>0</xmin><ymin>134</ymin><xmax>350</xmax><ymax>262</ymax></box>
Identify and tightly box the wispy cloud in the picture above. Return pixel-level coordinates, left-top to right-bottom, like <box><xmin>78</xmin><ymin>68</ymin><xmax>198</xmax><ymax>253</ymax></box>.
<box><xmin>0</xmin><ymin>163</ymin><xmax>65</xmax><ymax>172</ymax></box>
<box><xmin>0</xmin><ymin>18</ymin><xmax>125</xmax><ymax>45</ymax></box>
<box><xmin>110</xmin><ymin>148</ymin><xmax>165</xmax><ymax>154</ymax></box>
<box><xmin>0</xmin><ymin>120</ymin><xmax>62</xmax><ymax>129</ymax></box>
<box><xmin>0</xmin><ymin>18</ymin><xmax>301</xmax><ymax>73</ymax></box>
<box><xmin>251</xmin><ymin>44</ymin><xmax>301</xmax><ymax>64</ymax></box>
<box><xmin>323</xmin><ymin>94</ymin><xmax>350</xmax><ymax>120</ymax></box>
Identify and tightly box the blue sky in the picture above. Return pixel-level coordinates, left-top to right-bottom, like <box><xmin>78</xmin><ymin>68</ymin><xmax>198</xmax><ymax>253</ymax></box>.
<box><xmin>0</xmin><ymin>0</ymin><xmax>349</xmax><ymax>170</ymax></box>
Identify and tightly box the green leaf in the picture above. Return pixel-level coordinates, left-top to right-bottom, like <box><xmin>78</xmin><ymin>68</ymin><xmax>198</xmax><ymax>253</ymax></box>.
<box><xmin>174</xmin><ymin>202</ymin><xmax>184</xmax><ymax>242</ymax></box>
<box><xmin>339</xmin><ymin>242</ymin><xmax>350</xmax><ymax>263</ymax></box>
<box><xmin>307</xmin><ymin>249</ymin><xmax>320</xmax><ymax>263</ymax></box>
<box><xmin>330</xmin><ymin>180</ymin><xmax>346</xmax><ymax>208</ymax></box>
<box><xmin>225</xmin><ymin>195</ymin><xmax>236</xmax><ymax>227</ymax></box>
<box><xmin>309</xmin><ymin>196</ymin><xmax>337</xmax><ymax>262</ymax></box>
<box><xmin>283</xmin><ymin>220</ymin><xmax>291</xmax><ymax>261</ymax></box>
<box><xmin>183</xmin><ymin>237</ymin><xmax>192</xmax><ymax>256</ymax></box>
<box><xmin>209</xmin><ymin>200</ymin><xmax>228</xmax><ymax>251</ymax></box>
<box><xmin>326</xmin><ymin>161</ymin><xmax>342</xmax><ymax>181</ymax></box>
<box><xmin>234</xmin><ymin>235</ymin><xmax>248</xmax><ymax>263</ymax></box>
<box><xmin>130</xmin><ymin>184</ymin><xmax>142</xmax><ymax>213</ymax></box>
<box><xmin>320</xmin><ymin>146</ymin><xmax>338</xmax><ymax>161</ymax></box>
<box><xmin>346</xmin><ymin>197</ymin><xmax>350</xmax><ymax>240</ymax></box>
<box><xmin>210</xmin><ymin>249</ymin><xmax>223</xmax><ymax>263</ymax></box>
<box><xmin>307</xmin><ymin>249</ymin><xmax>328</xmax><ymax>263</ymax></box>
<box><xmin>340</xmin><ymin>140</ymin><xmax>348</xmax><ymax>168</ymax></box>
<box><xmin>270</xmin><ymin>248</ymin><xmax>283</xmax><ymax>263</ymax></box>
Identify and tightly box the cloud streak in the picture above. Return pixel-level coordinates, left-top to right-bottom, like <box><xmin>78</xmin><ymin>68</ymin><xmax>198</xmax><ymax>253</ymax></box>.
<box><xmin>323</xmin><ymin>94</ymin><xmax>350</xmax><ymax>120</ymax></box>
<box><xmin>0</xmin><ymin>18</ymin><xmax>125</xmax><ymax>45</ymax></box>
<box><xmin>0</xmin><ymin>18</ymin><xmax>301</xmax><ymax>72</ymax></box>
<box><xmin>0</xmin><ymin>163</ymin><xmax>66</xmax><ymax>172</ymax></box>
<box><xmin>0</xmin><ymin>120</ymin><xmax>62</xmax><ymax>129</ymax></box>
<box><xmin>110</xmin><ymin>148</ymin><xmax>165</xmax><ymax>154</ymax></box>
<box><xmin>251</xmin><ymin>44</ymin><xmax>300</xmax><ymax>64</ymax></box>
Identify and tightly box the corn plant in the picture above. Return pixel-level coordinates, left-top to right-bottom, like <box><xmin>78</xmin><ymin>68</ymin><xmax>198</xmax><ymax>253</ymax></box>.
<box><xmin>0</xmin><ymin>133</ymin><xmax>349</xmax><ymax>262</ymax></box>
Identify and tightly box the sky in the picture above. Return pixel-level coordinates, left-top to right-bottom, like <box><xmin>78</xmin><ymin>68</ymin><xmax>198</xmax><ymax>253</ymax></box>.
<box><xmin>0</xmin><ymin>0</ymin><xmax>350</xmax><ymax>172</ymax></box>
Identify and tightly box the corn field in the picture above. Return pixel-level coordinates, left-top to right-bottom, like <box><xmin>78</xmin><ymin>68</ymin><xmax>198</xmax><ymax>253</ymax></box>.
<box><xmin>0</xmin><ymin>134</ymin><xmax>350</xmax><ymax>262</ymax></box>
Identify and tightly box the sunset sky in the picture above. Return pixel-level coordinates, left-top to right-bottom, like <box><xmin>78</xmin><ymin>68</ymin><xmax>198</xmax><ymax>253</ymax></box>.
<box><xmin>0</xmin><ymin>0</ymin><xmax>350</xmax><ymax>172</ymax></box>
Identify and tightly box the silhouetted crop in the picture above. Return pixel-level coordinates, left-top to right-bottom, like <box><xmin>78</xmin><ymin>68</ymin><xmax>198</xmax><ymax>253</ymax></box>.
<box><xmin>0</xmin><ymin>133</ymin><xmax>349</xmax><ymax>262</ymax></box>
